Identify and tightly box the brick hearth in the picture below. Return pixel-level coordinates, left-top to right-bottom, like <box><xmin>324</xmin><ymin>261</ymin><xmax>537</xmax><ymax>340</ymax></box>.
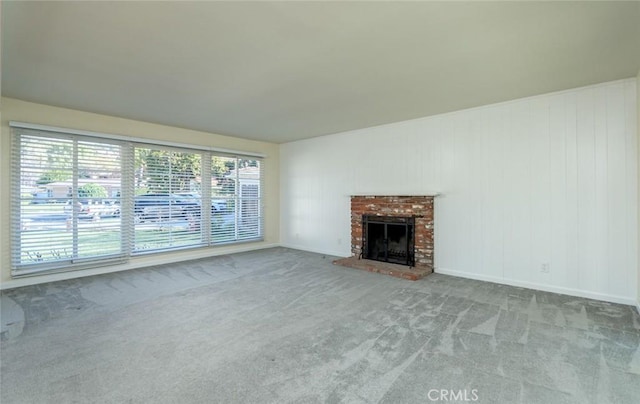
<box><xmin>349</xmin><ymin>195</ymin><xmax>434</xmax><ymax>273</ymax></box>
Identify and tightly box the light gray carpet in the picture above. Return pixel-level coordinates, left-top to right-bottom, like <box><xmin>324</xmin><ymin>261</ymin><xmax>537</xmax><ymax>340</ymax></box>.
<box><xmin>1</xmin><ymin>247</ymin><xmax>639</xmax><ymax>403</ymax></box>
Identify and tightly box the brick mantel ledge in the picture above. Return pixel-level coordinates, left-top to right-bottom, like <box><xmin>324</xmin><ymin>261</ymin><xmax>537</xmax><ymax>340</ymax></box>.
<box><xmin>349</xmin><ymin>193</ymin><xmax>441</xmax><ymax>197</ymax></box>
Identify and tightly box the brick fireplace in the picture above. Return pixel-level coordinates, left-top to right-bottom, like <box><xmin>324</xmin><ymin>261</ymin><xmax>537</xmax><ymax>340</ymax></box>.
<box><xmin>334</xmin><ymin>195</ymin><xmax>435</xmax><ymax>280</ymax></box>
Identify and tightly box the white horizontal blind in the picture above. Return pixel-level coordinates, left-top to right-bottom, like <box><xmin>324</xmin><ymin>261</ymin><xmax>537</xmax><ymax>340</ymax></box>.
<box><xmin>210</xmin><ymin>156</ymin><xmax>264</xmax><ymax>244</ymax></box>
<box><xmin>133</xmin><ymin>145</ymin><xmax>205</xmax><ymax>253</ymax></box>
<box><xmin>76</xmin><ymin>139</ymin><xmax>125</xmax><ymax>259</ymax></box>
<box><xmin>211</xmin><ymin>156</ymin><xmax>239</xmax><ymax>243</ymax></box>
<box><xmin>11</xmin><ymin>125</ymin><xmax>264</xmax><ymax>276</ymax></box>
<box><xmin>237</xmin><ymin>158</ymin><xmax>263</xmax><ymax>241</ymax></box>
<box><xmin>11</xmin><ymin>129</ymin><xmax>126</xmax><ymax>273</ymax></box>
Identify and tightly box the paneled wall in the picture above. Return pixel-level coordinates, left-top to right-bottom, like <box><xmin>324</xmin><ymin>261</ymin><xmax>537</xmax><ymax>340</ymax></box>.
<box><xmin>280</xmin><ymin>79</ymin><xmax>638</xmax><ymax>304</ymax></box>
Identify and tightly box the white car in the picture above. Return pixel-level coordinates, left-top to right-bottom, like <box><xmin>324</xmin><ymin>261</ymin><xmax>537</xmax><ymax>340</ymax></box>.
<box><xmin>64</xmin><ymin>199</ymin><xmax>120</xmax><ymax>218</ymax></box>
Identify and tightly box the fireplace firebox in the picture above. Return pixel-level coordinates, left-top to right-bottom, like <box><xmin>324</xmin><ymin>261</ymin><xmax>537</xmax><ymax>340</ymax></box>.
<box><xmin>362</xmin><ymin>215</ymin><xmax>415</xmax><ymax>267</ymax></box>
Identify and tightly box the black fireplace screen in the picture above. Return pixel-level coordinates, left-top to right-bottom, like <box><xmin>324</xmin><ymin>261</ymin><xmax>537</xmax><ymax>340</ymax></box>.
<box><xmin>362</xmin><ymin>215</ymin><xmax>415</xmax><ymax>267</ymax></box>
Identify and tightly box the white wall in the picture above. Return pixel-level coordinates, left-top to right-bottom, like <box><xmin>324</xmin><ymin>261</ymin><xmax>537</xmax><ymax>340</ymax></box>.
<box><xmin>281</xmin><ymin>79</ymin><xmax>638</xmax><ymax>305</ymax></box>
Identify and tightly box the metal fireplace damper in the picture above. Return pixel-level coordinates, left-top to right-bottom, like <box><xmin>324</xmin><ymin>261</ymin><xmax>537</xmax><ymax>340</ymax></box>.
<box><xmin>361</xmin><ymin>215</ymin><xmax>415</xmax><ymax>267</ymax></box>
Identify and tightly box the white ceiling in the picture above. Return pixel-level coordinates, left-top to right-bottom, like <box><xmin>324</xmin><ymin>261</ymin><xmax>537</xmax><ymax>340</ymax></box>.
<box><xmin>2</xmin><ymin>1</ymin><xmax>639</xmax><ymax>144</ymax></box>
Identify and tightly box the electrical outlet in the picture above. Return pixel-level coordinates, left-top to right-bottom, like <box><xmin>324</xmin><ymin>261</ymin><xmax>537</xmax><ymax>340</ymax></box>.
<box><xmin>337</xmin><ymin>238</ymin><xmax>342</xmax><ymax>245</ymax></box>
<box><xmin>541</xmin><ymin>263</ymin><xmax>550</xmax><ymax>273</ymax></box>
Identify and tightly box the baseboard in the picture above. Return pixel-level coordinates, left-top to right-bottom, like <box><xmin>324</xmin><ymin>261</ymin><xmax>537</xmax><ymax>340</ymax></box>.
<box><xmin>636</xmin><ymin>300</ymin><xmax>640</xmax><ymax>316</ymax></box>
<box><xmin>0</xmin><ymin>242</ymin><xmax>281</xmax><ymax>290</ymax></box>
<box><xmin>435</xmin><ymin>267</ymin><xmax>637</xmax><ymax>306</ymax></box>
<box><xmin>279</xmin><ymin>243</ymin><xmax>349</xmax><ymax>259</ymax></box>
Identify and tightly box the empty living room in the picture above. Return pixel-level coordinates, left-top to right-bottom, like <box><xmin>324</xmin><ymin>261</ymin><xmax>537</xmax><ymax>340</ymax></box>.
<box><xmin>1</xmin><ymin>1</ymin><xmax>640</xmax><ymax>403</ymax></box>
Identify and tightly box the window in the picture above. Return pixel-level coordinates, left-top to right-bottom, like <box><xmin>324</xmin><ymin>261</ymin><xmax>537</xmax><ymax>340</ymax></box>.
<box><xmin>133</xmin><ymin>146</ymin><xmax>205</xmax><ymax>253</ymax></box>
<box><xmin>11</xmin><ymin>124</ymin><xmax>264</xmax><ymax>276</ymax></box>
<box><xmin>210</xmin><ymin>156</ymin><xmax>263</xmax><ymax>243</ymax></box>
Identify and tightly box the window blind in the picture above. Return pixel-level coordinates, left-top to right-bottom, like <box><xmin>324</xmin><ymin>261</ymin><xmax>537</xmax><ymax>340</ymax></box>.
<box><xmin>133</xmin><ymin>145</ymin><xmax>206</xmax><ymax>253</ymax></box>
<box><xmin>11</xmin><ymin>124</ymin><xmax>264</xmax><ymax>276</ymax></box>
<box><xmin>210</xmin><ymin>156</ymin><xmax>264</xmax><ymax>244</ymax></box>
<box><xmin>11</xmin><ymin>129</ymin><xmax>127</xmax><ymax>273</ymax></box>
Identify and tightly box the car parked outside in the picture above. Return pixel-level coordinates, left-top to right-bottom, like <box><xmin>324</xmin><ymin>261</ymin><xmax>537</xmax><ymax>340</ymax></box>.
<box><xmin>174</xmin><ymin>193</ymin><xmax>228</xmax><ymax>213</ymax></box>
<box><xmin>101</xmin><ymin>200</ymin><xmax>121</xmax><ymax>217</ymax></box>
<box><xmin>64</xmin><ymin>200</ymin><xmax>98</xmax><ymax>220</ymax></box>
<box><xmin>134</xmin><ymin>194</ymin><xmax>200</xmax><ymax>222</ymax></box>
<box><xmin>64</xmin><ymin>199</ymin><xmax>120</xmax><ymax>219</ymax></box>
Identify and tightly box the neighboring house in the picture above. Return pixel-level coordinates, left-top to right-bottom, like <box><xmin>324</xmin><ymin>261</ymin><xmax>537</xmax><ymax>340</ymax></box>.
<box><xmin>33</xmin><ymin>179</ymin><xmax>122</xmax><ymax>200</ymax></box>
<box><xmin>226</xmin><ymin>166</ymin><xmax>261</xmax><ymax>223</ymax></box>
